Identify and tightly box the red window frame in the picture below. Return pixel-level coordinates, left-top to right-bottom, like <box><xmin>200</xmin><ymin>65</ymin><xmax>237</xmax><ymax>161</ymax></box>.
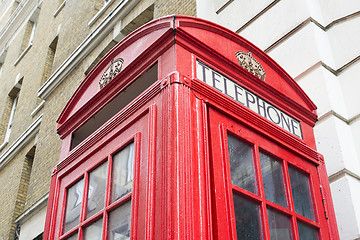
<box><xmin>59</xmin><ymin>133</ymin><xmax>141</xmax><ymax>240</ymax></box>
<box><xmin>208</xmin><ymin>107</ymin><xmax>330</xmax><ymax>240</ymax></box>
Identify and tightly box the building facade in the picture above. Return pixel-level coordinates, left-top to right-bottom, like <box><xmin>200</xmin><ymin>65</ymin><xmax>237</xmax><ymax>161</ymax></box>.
<box><xmin>0</xmin><ymin>0</ymin><xmax>358</xmax><ymax>239</ymax></box>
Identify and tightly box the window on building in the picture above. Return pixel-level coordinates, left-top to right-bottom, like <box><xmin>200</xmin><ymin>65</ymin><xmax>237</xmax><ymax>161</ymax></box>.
<box><xmin>40</xmin><ymin>36</ymin><xmax>58</xmax><ymax>86</ymax></box>
<box><xmin>2</xmin><ymin>76</ymin><xmax>22</xmax><ymax>144</ymax></box>
<box><xmin>19</xmin><ymin>7</ymin><xmax>40</xmax><ymax>55</ymax></box>
<box><xmin>4</xmin><ymin>93</ymin><xmax>19</xmax><ymax>142</ymax></box>
<box><xmin>0</xmin><ymin>63</ymin><xmax>3</xmax><ymax>79</ymax></box>
<box><xmin>20</xmin><ymin>21</ymin><xmax>36</xmax><ymax>53</ymax></box>
<box><xmin>120</xmin><ymin>5</ymin><xmax>154</xmax><ymax>36</ymax></box>
<box><xmin>0</xmin><ymin>47</ymin><xmax>6</xmax><ymax>79</ymax></box>
<box><xmin>62</xmin><ymin>142</ymin><xmax>135</xmax><ymax>239</ymax></box>
<box><xmin>13</xmin><ymin>145</ymin><xmax>36</xmax><ymax>240</ymax></box>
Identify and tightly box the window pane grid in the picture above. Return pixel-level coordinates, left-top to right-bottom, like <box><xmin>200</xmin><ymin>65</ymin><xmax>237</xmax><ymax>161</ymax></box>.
<box><xmin>297</xmin><ymin>220</ymin><xmax>320</xmax><ymax>240</ymax></box>
<box><xmin>259</xmin><ymin>151</ymin><xmax>288</xmax><ymax>208</ymax></box>
<box><xmin>60</xmin><ymin>228</ymin><xmax>79</xmax><ymax>240</ymax></box>
<box><xmin>294</xmin><ymin>213</ymin><xmax>320</xmax><ymax>228</ymax></box>
<box><xmin>288</xmin><ymin>165</ymin><xmax>316</xmax><ymax>221</ymax></box>
<box><xmin>61</xmin><ymin>141</ymin><xmax>135</xmax><ymax>239</ymax></box>
<box><xmin>62</xmin><ymin>178</ymin><xmax>86</xmax><ymax>234</ymax></box>
<box><xmin>227</xmin><ymin>134</ymin><xmax>258</xmax><ymax>194</ymax></box>
<box><xmin>227</xmin><ymin>132</ymin><xmax>320</xmax><ymax>240</ymax></box>
<box><xmin>81</xmin><ymin>172</ymin><xmax>90</xmax><ymax>223</ymax></box>
<box><xmin>86</xmin><ymin>162</ymin><xmax>108</xmax><ymax>219</ymax></box>
<box><xmin>253</xmin><ymin>146</ymin><xmax>265</xmax><ymax>199</ymax></box>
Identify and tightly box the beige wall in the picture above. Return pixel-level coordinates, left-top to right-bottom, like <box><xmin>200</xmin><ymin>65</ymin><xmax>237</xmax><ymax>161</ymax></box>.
<box><xmin>0</xmin><ymin>0</ymin><xmax>196</xmax><ymax>238</ymax></box>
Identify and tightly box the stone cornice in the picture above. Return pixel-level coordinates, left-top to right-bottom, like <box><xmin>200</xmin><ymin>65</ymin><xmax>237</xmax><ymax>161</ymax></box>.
<box><xmin>15</xmin><ymin>193</ymin><xmax>48</xmax><ymax>224</ymax></box>
<box><xmin>37</xmin><ymin>0</ymin><xmax>140</xmax><ymax>100</ymax></box>
<box><xmin>0</xmin><ymin>114</ymin><xmax>42</xmax><ymax>170</ymax></box>
<box><xmin>0</xmin><ymin>0</ymin><xmax>42</xmax><ymax>57</ymax></box>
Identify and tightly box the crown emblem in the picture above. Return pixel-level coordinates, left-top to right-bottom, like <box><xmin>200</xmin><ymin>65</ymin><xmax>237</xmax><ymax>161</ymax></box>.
<box><xmin>235</xmin><ymin>51</ymin><xmax>266</xmax><ymax>81</ymax></box>
<box><xmin>99</xmin><ymin>58</ymin><xmax>124</xmax><ymax>89</ymax></box>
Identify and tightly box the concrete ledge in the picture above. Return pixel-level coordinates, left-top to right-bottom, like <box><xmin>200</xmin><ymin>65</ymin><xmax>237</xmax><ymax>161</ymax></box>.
<box><xmin>0</xmin><ymin>114</ymin><xmax>42</xmax><ymax>170</ymax></box>
<box><xmin>15</xmin><ymin>193</ymin><xmax>48</xmax><ymax>224</ymax></box>
<box><xmin>37</xmin><ymin>0</ymin><xmax>140</xmax><ymax>100</ymax></box>
<box><xmin>14</xmin><ymin>43</ymin><xmax>32</xmax><ymax>66</ymax></box>
<box><xmin>53</xmin><ymin>0</ymin><xmax>66</xmax><ymax>18</ymax></box>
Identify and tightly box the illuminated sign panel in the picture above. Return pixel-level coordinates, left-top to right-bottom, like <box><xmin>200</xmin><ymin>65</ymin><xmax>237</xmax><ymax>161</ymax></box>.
<box><xmin>196</xmin><ymin>60</ymin><xmax>302</xmax><ymax>139</ymax></box>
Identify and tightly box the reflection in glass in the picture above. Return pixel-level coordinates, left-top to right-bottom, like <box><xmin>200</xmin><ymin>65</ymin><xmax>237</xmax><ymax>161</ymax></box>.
<box><xmin>298</xmin><ymin>221</ymin><xmax>318</xmax><ymax>240</ymax></box>
<box><xmin>108</xmin><ymin>200</ymin><xmax>132</xmax><ymax>240</ymax></box>
<box><xmin>63</xmin><ymin>178</ymin><xmax>84</xmax><ymax>233</ymax></box>
<box><xmin>84</xmin><ymin>218</ymin><xmax>103</xmax><ymax>240</ymax></box>
<box><xmin>267</xmin><ymin>208</ymin><xmax>293</xmax><ymax>240</ymax></box>
<box><xmin>260</xmin><ymin>152</ymin><xmax>287</xmax><ymax>208</ymax></box>
<box><xmin>228</xmin><ymin>134</ymin><xmax>257</xmax><ymax>194</ymax></box>
<box><xmin>233</xmin><ymin>193</ymin><xmax>262</xmax><ymax>240</ymax></box>
<box><xmin>288</xmin><ymin>166</ymin><xmax>315</xmax><ymax>220</ymax></box>
<box><xmin>112</xmin><ymin>142</ymin><xmax>134</xmax><ymax>202</ymax></box>
<box><xmin>65</xmin><ymin>232</ymin><xmax>78</xmax><ymax>240</ymax></box>
<box><xmin>87</xmin><ymin>162</ymin><xmax>108</xmax><ymax>218</ymax></box>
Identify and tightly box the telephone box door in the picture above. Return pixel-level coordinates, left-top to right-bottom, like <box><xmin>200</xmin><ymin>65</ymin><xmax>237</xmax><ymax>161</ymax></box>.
<box><xmin>208</xmin><ymin>107</ymin><xmax>330</xmax><ymax>240</ymax></box>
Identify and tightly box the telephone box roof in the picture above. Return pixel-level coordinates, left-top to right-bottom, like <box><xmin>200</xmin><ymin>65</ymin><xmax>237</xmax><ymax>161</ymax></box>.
<box><xmin>57</xmin><ymin>15</ymin><xmax>317</xmax><ymax>136</ymax></box>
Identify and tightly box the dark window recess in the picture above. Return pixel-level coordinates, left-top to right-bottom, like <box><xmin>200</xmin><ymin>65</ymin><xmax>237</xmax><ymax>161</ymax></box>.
<box><xmin>71</xmin><ymin>63</ymin><xmax>158</xmax><ymax>150</ymax></box>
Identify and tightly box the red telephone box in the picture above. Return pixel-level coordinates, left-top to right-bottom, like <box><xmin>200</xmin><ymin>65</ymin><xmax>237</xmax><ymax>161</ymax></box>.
<box><xmin>44</xmin><ymin>16</ymin><xmax>339</xmax><ymax>240</ymax></box>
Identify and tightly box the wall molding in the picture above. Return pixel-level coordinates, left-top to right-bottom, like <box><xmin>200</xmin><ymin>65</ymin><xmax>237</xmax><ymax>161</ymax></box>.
<box><xmin>30</xmin><ymin>99</ymin><xmax>45</xmax><ymax>117</ymax></box>
<box><xmin>88</xmin><ymin>0</ymin><xmax>116</xmax><ymax>27</ymax></box>
<box><xmin>53</xmin><ymin>0</ymin><xmax>66</xmax><ymax>18</ymax></box>
<box><xmin>317</xmin><ymin>110</ymin><xmax>360</xmax><ymax>126</ymax></box>
<box><xmin>14</xmin><ymin>43</ymin><xmax>32</xmax><ymax>66</ymax></box>
<box><xmin>0</xmin><ymin>114</ymin><xmax>42</xmax><ymax>170</ymax></box>
<box><xmin>235</xmin><ymin>0</ymin><xmax>280</xmax><ymax>34</ymax></box>
<box><xmin>215</xmin><ymin>0</ymin><xmax>234</xmax><ymax>15</ymax></box>
<box><xmin>37</xmin><ymin>0</ymin><xmax>140</xmax><ymax>100</ymax></box>
<box><xmin>15</xmin><ymin>193</ymin><xmax>48</xmax><ymax>224</ymax></box>
<box><xmin>329</xmin><ymin>168</ymin><xmax>360</xmax><ymax>184</ymax></box>
<box><xmin>0</xmin><ymin>0</ymin><xmax>42</xmax><ymax>58</ymax></box>
<box><xmin>264</xmin><ymin>12</ymin><xmax>360</xmax><ymax>53</ymax></box>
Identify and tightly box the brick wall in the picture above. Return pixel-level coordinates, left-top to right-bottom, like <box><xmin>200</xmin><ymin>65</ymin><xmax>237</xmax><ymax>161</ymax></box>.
<box><xmin>19</xmin><ymin>21</ymin><xmax>34</xmax><ymax>54</ymax></box>
<box><xmin>0</xmin><ymin>96</ymin><xmax>13</xmax><ymax>143</ymax></box>
<box><xmin>154</xmin><ymin>0</ymin><xmax>196</xmax><ymax>18</ymax></box>
<box><xmin>0</xmin><ymin>139</ymin><xmax>35</xmax><ymax>240</ymax></box>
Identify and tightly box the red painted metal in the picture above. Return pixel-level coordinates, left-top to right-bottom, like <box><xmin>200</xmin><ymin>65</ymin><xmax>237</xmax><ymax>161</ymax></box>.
<box><xmin>44</xmin><ymin>15</ymin><xmax>339</xmax><ymax>239</ymax></box>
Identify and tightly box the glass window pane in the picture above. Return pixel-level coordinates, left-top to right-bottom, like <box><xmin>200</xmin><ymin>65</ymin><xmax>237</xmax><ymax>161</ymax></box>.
<box><xmin>108</xmin><ymin>200</ymin><xmax>132</xmax><ymax>240</ymax></box>
<box><xmin>233</xmin><ymin>193</ymin><xmax>262</xmax><ymax>240</ymax></box>
<box><xmin>228</xmin><ymin>134</ymin><xmax>257</xmax><ymax>194</ymax></box>
<box><xmin>267</xmin><ymin>208</ymin><xmax>293</xmax><ymax>240</ymax></box>
<box><xmin>63</xmin><ymin>178</ymin><xmax>84</xmax><ymax>233</ymax></box>
<box><xmin>112</xmin><ymin>142</ymin><xmax>134</xmax><ymax>202</ymax></box>
<box><xmin>84</xmin><ymin>218</ymin><xmax>103</xmax><ymax>240</ymax></box>
<box><xmin>260</xmin><ymin>152</ymin><xmax>287</xmax><ymax>208</ymax></box>
<box><xmin>65</xmin><ymin>232</ymin><xmax>78</xmax><ymax>240</ymax></box>
<box><xmin>288</xmin><ymin>166</ymin><xmax>315</xmax><ymax>220</ymax></box>
<box><xmin>297</xmin><ymin>221</ymin><xmax>318</xmax><ymax>240</ymax></box>
<box><xmin>87</xmin><ymin>162</ymin><xmax>108</xmax><ymax>218</ymax></box>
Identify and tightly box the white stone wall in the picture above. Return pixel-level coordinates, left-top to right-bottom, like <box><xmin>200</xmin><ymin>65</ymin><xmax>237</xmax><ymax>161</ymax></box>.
<box><xmin>18</xmin><ymin>206</ymin><xmax>46</xmax><ymax>240</ymax></box>
<box><xmin>197</xmin><ymin>0</ymin><xmax>360</xmax><ymax>239</ymax></box>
